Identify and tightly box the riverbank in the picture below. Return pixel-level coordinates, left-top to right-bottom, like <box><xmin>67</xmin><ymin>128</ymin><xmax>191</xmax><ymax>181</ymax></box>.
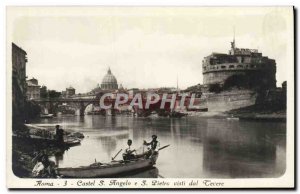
<box><xmin>12</xmin><ymin>124</ymin><xmax>80</xmax><ymax>178</ymax></box>
<box><xmin>226</xmin><ymin>104</ymin><xmax>286</xmax><ymax>122</ymax></box>
<box><xmin>185</xmin><ymin>111</ymin><xmax>227</xmax><ymax>118</ymax></box>
<box><xmin>13</xmin><ymin>135</ymin><xmax>67</xmax><ymax>177</ymax></box>
<box><xmin>183</xmin><ymin>105</ymin><xmax>286</xmax><ymax>122</ymax></box>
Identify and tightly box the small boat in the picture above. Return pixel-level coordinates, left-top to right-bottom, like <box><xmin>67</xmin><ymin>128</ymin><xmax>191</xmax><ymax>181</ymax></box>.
<box><xmin>64</xmin><ymin>138</ymin><xmax>81</xmax><ymax>146</ymax></box>
<box><xmin>168</xmin><ymin>111</ymin><xmax>187</xmax><ymax>118</ymax></box>
<box><xmin>148</xmin><ymin>112</ymin><xmax>159</xmax><ymax>118</ymax></box>
<box><xmin>40</xmin><ymin>114</ymin><xmax>54</xmax><ymax>118</ymax></box>
<box><xmin>226</xmin><ymin>117</ymin><xmax>239</xmax><ymax>121</ymax></box>
<box><xmin>64</xmin><ymin>136</ymin><xmax>81</xmax><ymax>146</ymax></box>
<box><xmin>58</xmin><ymin>145</ymin><xmax>170</xmax><ymax>178</ymax></box>
<box><xmin>27</xmin><ymin>135</ymin><xmax>81</xmax><ymax>147</ymax></box>
<box><xmin>226</xmin><ymin>115</ymin><xmax>239</xmax><ymax>121</ymax></box>
<box><xmin>57</xmin><ymin>153</ymin><xmax>158</xmax><ymax>178</ymax></box>
<box><xmin>67</xmin><ymin>132</ymin><xmax>85</xmax><ymax>139</ymax></box>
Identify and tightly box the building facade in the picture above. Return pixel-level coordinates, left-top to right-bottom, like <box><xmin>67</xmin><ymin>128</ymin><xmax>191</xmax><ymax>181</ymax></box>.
<box><xmin>26</xmin><ymin>78</ymin><xmax>41</xmax><ymax>100</ymax></box>
<box><xmin>66</xmin><ymin>86</ymin><xmax>76</xmax><ymax>98</ymax></box>
<box><xmin>202</xmin><ymin>40</ymin><xmax>276</xmax><ymax>89</ymax></box>
<box><xmin>12</xmin><ymin>43</ymin><xmax>28</xmax><ymax>128</ymax></box>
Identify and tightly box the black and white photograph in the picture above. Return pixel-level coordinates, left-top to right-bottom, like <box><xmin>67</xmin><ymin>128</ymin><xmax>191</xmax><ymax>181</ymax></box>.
<box><xmin>6</xmin><ymin>6</ymin><xmax>294</xmax><ymax>189</ymax></box>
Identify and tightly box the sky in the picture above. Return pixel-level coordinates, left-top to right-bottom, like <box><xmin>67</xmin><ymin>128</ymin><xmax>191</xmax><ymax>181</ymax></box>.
<box><xmin>9</xmin><ymin>7</ymin><xmax>293</xmax><ymax>93</ymax></box>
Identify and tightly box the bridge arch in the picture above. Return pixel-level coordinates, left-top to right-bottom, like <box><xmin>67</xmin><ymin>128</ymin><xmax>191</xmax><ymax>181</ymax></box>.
<box><xmin>33</xmin><ymin>98</ymin><xmax>100</xmax><ymax>116</ymax></box>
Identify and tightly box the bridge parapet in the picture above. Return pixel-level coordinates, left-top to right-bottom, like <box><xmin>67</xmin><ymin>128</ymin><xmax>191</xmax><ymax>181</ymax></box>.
<box><xmin>34</xmin><ymin>97</ymin><xmax>98</xmax><ymax>103</ymax></box>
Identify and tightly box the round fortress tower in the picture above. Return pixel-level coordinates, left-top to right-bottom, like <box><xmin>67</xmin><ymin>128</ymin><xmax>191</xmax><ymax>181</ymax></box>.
<box><xmin>202</xmin><ymin>39</ymin><xmax>276</xmax><ymax>89</ymax></box>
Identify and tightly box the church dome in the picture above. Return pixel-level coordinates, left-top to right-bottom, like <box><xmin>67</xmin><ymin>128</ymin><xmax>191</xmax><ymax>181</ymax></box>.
<box><xmin>101</xmin><ymin>68</ymin><xmax>118</xmax><ymax>90</ymax></box>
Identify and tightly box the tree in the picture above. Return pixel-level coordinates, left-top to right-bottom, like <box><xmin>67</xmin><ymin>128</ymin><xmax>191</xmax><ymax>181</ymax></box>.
<box><xmin>48</xmin><ymin>90</ymin><xmax>61</xmax><ymax>99</ymax></box>
<box><xmin>40</xmin><ymin>86</ymin><xmax>48</xmax><ymax>98</ymax></box>
<box><xmin>24</xmin><ymin>101</ymin><xmax>41</xmax><ymax>121</ymax></box>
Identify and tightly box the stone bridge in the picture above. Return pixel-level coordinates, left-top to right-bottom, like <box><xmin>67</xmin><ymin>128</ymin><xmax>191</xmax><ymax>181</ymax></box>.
<box><xmin>33</xmin><ymin>96</ymin><xmax>175</xmax><ymax>117</ymax></box>
<box><xmin>33</xmin><ymin>97</ymin><xmax>101</xmax><ymax>116</ymax></box>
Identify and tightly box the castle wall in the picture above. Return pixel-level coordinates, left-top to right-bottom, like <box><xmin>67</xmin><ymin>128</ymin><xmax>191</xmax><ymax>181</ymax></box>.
<box><xmin>203</xmin><ymin>71</ymin><xmax>246</xmax><ymax>85</ymax></box>
<box><xmin>202</xmin><ymin>48</ymin><xmax>276</xmax><ymax>89</ymax></box>
<box><xmin>205</xmin><ymin>90</ymin><xmax>257</xmax><ymax>112</ymax></box>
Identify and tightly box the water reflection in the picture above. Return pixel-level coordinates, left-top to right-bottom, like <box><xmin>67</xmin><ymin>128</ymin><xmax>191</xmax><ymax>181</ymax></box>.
<box><xmin>202</xmin><ymin>119</ymin><xmax>284</xmax><ymax>178</ymax></box>
<box><xmin>35</xmin><ymin>115</ymin><xmax>286</xmax><ymax>178</ymax></box>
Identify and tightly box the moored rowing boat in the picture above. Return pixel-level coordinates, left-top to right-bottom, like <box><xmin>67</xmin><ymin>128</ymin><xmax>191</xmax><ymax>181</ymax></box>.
<box><xmin>57</xmin><ymin>153</ymin><xmax>158</xmax><ymax>178</ymax></box>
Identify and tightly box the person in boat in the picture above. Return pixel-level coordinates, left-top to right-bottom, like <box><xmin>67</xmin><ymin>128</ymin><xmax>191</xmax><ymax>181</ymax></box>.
<box><xmin>143</xmin><ymin>135</ymin><xmax>160</xmax><ymax>158</ymax></box>
<box><xmin>55</xmin><ymin>125</ymin><xmax>64</xmax><ymax>144</ymax></box>
<box><xmin>122</xmin><ymin>139</ymin><xmax>136</xmax><ymax>161</ymax></box>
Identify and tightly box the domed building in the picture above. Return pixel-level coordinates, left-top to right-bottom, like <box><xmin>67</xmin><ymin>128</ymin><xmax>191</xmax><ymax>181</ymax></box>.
<box><xmin>101</xmin><ymin>68</ymin><xmax>118</xmax><ymax>90</ymax></box>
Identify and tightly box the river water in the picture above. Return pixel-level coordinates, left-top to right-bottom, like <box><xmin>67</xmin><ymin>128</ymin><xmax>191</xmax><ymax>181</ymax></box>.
<box><xmin>31</xmin><ymin>115</ymin><xmax>286</xmax><ymax>178</ymax></box>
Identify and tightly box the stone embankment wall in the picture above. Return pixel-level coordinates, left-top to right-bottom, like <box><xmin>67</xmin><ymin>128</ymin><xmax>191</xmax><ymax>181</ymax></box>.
<box><xmin>204</xmin><ymin>90</ymin><xmax>257</xmax><ymax>112</ymax></box>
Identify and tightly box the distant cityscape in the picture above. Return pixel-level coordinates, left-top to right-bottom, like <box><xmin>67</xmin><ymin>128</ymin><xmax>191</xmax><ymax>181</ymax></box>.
<box><xmin>25</xmin><ymin>67</ymin><xmax>182</xmax><ymax>101</ymax></box>
<box><xmin>12</xmin><ymin>37</ymin><xmax>287</xmax><ymax>128</ymax></box>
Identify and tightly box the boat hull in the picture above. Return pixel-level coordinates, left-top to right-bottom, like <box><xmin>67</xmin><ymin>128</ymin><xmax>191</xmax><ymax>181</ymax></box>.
<box><xmin>40</xmin><ymin>114</ymin><xmax>54</xmax><ymax>118</ymax></box>
<box><xmin>57</xmin><ymin>154</ymin><xmax>158</xmax><ymax>178</ymax></box>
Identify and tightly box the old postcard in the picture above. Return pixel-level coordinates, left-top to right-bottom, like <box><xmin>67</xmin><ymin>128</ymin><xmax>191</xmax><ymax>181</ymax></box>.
<box><xmin>6</xmin><ymin>6</ymin><xmax>294</xmax><ymax>189</ymax></box>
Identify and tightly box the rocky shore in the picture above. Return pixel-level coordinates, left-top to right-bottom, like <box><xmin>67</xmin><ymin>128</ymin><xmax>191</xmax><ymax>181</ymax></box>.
<box><xmin>12</xmin><ymin>125</ymin><xmax>78</xmax><ymax>178</ymax></box>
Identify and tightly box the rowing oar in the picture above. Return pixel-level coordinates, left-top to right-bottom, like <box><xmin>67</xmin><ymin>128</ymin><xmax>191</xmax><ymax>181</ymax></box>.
<box><xmin>158</xmin><ymin>144</ymin><xmax>170</xmax><ymax>151</ymax></box>
<box><xmin>112</xmin><ymin>149</ymin><xmax>122</xmax><ymax>161</ymax></box>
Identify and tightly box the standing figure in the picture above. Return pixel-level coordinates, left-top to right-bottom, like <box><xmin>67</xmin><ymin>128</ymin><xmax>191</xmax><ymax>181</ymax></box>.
<box><xmin>55</xmin><ymin>125</ymin><xmax>64</xmax><ymax>144</ymax></box>
<box><xmin>143</xmin><ymin>135</ymin><xmax>160</xmax><ymax>158</ymax></box>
